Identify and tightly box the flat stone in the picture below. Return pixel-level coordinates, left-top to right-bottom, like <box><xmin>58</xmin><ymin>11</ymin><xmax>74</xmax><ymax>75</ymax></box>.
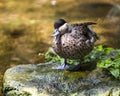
<box><xmin>2</xmin><ymin>63</ymin><xmax>120</xmax><ymax>96</ymax></box>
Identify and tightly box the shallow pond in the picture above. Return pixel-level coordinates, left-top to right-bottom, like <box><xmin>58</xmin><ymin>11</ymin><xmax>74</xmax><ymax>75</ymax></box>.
<box><xmin>0</xmin><ymin>0</ymin><xmax>120</xmax><ymax>95</ymax></box>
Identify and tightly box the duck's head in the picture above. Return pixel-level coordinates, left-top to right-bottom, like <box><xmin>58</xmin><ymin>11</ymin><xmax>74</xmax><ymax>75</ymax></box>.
<box><xmin>52</xmin><ymin>19</ymin><xmax>68</xmax><ymax>37</ymax></box>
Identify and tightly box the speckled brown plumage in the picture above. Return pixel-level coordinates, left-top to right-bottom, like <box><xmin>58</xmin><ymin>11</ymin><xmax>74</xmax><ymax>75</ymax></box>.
<box><xmin>53</xmin><ymin>23</ymin><xmax>97</xmax><ymax>59</ymax></box>
<box><xmin>52</xmin><ymin>19</ymin><xmax>98</xmax><ymax>69</ymax></box>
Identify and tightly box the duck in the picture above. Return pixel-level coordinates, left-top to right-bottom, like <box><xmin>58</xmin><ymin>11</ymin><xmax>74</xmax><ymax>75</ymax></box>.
<box><xmin>52</xmin><ymin>19</ymin><xmax>98</xmax><ymax>70</ymax></box>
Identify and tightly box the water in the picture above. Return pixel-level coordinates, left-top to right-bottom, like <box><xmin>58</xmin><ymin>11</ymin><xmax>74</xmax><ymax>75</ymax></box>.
<box><xmin>0</xmin><ymin>0</ymin><xmax>120</xmax><ymax>95</ymax></box>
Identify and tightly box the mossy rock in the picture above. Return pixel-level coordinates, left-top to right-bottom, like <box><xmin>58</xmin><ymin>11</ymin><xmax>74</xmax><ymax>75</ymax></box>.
<box><xmin>2</xmin><ymin>63</ymin><xmax>120</xmax><ymax>96</ymax></box>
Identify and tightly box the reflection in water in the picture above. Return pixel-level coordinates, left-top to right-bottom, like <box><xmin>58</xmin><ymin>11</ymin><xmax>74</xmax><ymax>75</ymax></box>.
<box><xmin>55</xmin><ymin>3</ymin><xmax>112</xmax><ymax>19</ymax></box>
<box><xmin>0</xmin><ymin>0</ymin><xmax>120</xmax><ymax>95</ymax></box>
<box><xmin>102</xmin><ymin>3</ymin><xmax>120</xmax><ymax>48</ymax></box>
<box><xmin>107</xmin><ymin>3</ymin><xmax>120</xmax><ymax>18</ymax></box>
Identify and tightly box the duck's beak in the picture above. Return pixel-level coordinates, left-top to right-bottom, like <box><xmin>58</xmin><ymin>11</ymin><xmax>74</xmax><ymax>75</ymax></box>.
<box><xmin>51</xmin><ymin>29</ymin><xmax>60</xmax><ymax>36</ymax></box>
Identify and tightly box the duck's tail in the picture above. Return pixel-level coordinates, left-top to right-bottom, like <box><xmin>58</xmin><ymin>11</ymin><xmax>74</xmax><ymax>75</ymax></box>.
<box><xmin>71</xmin><ymin>22</ymin><xmax>97</xmax><ymax>26</ymax></box>
<box><xmin>82</xmin><ymin>22</ymin><xmax>97</xmax><ymax>25</ymax></box>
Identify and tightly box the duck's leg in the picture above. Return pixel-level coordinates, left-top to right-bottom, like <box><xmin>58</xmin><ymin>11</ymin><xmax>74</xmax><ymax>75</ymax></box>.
<box><xmin>62</xmin><ymin>59</ymin><xmax>69</xmax><ymax>69</ymax></box>
<box><xmin>57</xmin><ymin>58</ymin><xmax>81</xmax><ymax>71</ymax></box>
<box><xmin>57</xmin><ymin>59</ymin><xmax>69</xmax><ymax>69</ymax></box>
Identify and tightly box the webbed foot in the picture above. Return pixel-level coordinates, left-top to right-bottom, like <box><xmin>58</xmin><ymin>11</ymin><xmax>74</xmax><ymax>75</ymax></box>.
<box><xmin>57</xmin><ymin>59</ymin><xmax>69</xmax><ymax>70</ymax></box>
<box><xmin>57</xmin><ymin>64</ymin><xmax>69</xmax><ymax>70</ymax></box>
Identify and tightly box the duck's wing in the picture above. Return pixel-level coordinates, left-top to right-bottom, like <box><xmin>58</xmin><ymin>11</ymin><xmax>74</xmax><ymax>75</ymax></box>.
<box><xmin>80</xmin><ymin>22</ymin><xmax>97</xmax><ymax>25</ymax></box>
<box><xmin>70</xmin><ymin>22</ymin><xmax>98</xmax><ymax>42</ymax></box>
<box><xmin>81</xmin><ymin>22</ymin><xmax>99</xmax><ymax>43</ymax></box>
<box><xmin>69</xmin><ymin>22</ymin><xmax>96</xmax><ymax>34</ymax></box>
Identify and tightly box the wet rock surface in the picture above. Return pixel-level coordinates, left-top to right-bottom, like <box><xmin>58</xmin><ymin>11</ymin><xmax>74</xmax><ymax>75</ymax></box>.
<box><xmin>2</xmin><ymin>63</ymin><xmax>120</xmax><ymax>96</ymax></box>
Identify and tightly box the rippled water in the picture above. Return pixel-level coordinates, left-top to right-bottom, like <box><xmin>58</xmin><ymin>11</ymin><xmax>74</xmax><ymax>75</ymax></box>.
<box><xmin>0</xmin><ymin>0</ymin><xmax>120</xmax><ymax>95</ymax></box>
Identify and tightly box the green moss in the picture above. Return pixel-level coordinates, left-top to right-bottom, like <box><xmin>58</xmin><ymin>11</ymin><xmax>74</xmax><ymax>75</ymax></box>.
<box><xmin>3</xmin><ymin>85</ymin><xmax>31</xmax><ymax>96</ymax></box>
<box><xmin>3</xmin><ymin>85</ymin><xmax>16</xmax><ymax>95</ymax></box>
<box><xmin>63</xmin><ymin>71</ymin><xmax>86</xmax><ymax>82</ymax></box>
<box><xmin>7</xmin><ymin>91</ymin><xmax>31</xmax><ymax>96</ymax></box>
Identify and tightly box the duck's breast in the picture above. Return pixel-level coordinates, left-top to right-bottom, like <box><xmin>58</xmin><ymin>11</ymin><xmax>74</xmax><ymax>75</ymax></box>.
<box><xmin>52</xmin><ymin>29</ymin><xmax>93</xmax><ymax>59</ymax></box>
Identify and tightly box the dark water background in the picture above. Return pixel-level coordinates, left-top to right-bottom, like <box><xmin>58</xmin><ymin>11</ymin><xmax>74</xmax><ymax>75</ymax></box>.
<box><xmin>0</xmin><ymin>0</ymin><xmax>120</xmax><ymax>95</ymax></box>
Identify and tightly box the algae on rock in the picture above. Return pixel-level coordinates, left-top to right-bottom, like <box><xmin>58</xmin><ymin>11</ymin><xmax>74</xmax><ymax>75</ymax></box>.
<box><xmin>2</xmin><ymin>62</ymin><xmax>120</xmax><ymax>96</ymax></box>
